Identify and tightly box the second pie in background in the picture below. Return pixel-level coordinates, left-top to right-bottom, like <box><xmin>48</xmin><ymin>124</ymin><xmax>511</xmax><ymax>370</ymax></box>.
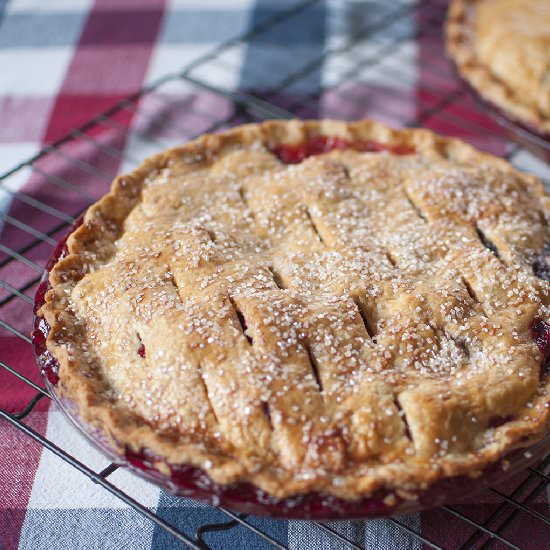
<box><xmin>446</xmin><ymin>0</ymin><xmax>550</xmax><ymax>135</ymax></box>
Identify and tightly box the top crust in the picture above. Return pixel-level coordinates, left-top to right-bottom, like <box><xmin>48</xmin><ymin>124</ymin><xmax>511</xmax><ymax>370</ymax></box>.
<box><xmin>446</xmin><ymin>0</ymin><xmax>550</xmax><ymax>134</ymax></box>
<box><xmin>40</xmin><ymin>119</ymin><xmax>550</xmax><ymax>500</ymax></box>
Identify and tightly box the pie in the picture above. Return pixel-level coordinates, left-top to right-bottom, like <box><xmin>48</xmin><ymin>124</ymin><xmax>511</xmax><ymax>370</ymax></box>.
<box><xmin>446</xmin><ymin>0</ymin><xmax>550</xmax><ymax>134</ymax></box>
<box><xmin>36</xmin><ymin>119</ymin><xmax>550</xmax><ymax>503</ymax></box>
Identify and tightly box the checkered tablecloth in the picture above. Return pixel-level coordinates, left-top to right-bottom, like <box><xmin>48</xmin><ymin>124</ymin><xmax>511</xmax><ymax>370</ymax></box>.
<box><xmin>1</xmin><ymin>1</ymin><xmax>549</xmax><ymax>549</ymax></box>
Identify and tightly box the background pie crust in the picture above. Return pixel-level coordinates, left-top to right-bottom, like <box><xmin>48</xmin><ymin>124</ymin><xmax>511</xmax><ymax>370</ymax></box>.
<box><xmin>446</xmin><ymin>0</ymin><xmax>550</xmax><ymax>135</ymax></box>
<box><xmin>39</xmin><ymin>120</ymin><xmax>550</xmax><ymax>501</ymax></box>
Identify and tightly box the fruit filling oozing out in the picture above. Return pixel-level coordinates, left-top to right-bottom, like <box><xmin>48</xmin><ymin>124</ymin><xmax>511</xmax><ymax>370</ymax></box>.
<box><xmin>531</xmin><ymin>318</ymin><xmax>550</xmax><ymax>380</ymax></box>
<box><xmin>270</xmin><ymin>135</ymin><xmax>414</xmax><ymax>163</ymax></box>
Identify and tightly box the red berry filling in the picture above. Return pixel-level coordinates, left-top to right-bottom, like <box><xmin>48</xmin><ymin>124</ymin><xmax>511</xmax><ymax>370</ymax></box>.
<box><xmin>124</xmin><ymin>446</ymin><xmax>403</xmax><ymax>517</ymax></box>
<box><xmin>488</xmin><ymin>415</ymin><xmax>515</xmax><ymax>429</ymax></box>
<box><xmin>532</xmin><ymin>243</ymin><xmax>550</xmax><ymax>281</ymax></box>
<box><xmin>530</xmin><ymin>317</ymin><xmax>550</xmax><ymax>380</ymax></box>
<box><xmin>32</xmin><ymin>310</ymin><xmax>59</xmax><ymax>386</ymax></box>
<box><xmin>271</xmin><ymin>135</ymin><xmax>414</xmax><ymax>164</ymax></box>
<box><xmin>32</xmin><ymin>215</ymin><xmax>83</xmax><ymax>385</ymax></box>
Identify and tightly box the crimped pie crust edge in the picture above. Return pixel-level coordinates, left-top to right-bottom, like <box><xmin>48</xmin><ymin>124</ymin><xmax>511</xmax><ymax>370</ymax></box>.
<box><xmin>38</xmin><ymin>119</ymin><xmax>550</xmax><ymax>501</ymax></box>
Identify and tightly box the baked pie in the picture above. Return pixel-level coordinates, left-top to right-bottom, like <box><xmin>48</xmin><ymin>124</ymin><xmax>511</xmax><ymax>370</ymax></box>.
<box><xmin>35</xmin><ymin>120</ymin><xmax>550</xmax><ymax>507</ymax></box>
<box><xmin>446</xmin><ymin>0</ymin><xmax>550</xmax><ymax>134</ymax></box>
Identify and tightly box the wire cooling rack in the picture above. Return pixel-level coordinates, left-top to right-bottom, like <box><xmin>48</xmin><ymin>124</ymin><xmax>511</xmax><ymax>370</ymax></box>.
<box><xmin>2</xmin><ymin>0</ymin><xmax>550</xmax><ymax>548</ymax></box>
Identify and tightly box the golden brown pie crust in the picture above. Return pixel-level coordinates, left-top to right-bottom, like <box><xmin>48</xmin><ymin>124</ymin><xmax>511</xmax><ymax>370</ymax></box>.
<box><xmin>40</xmin><ymin>120</ymin><xmax>550</xmax><ymax>501</ymax></box>
<box><xmin>446</xmin><ymin>0</ymin><xmax>550</xmax><ymax>134</ymax></box>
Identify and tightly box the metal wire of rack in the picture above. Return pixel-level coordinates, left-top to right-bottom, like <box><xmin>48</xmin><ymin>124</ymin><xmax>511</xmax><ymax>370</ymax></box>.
<box><xmin>1</xmin><ymin>0</ymin><xmax>550</xmax><ymax>548</ymax></box>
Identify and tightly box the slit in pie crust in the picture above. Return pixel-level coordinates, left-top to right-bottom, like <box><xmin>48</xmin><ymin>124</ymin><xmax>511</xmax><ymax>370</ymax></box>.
<box><xmin>37</xmin><ymin>119</ymin><xmax>550</xmax><ymax>502</ymax></box>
